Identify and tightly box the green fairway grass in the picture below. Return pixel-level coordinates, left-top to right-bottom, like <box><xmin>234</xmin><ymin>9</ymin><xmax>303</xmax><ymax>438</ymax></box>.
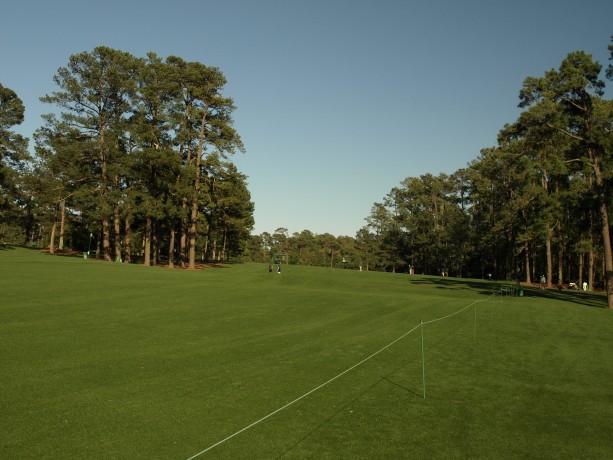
<box><xmin>1</xmin><ymin>246</ymin><xmax>612</xmax><ymax>459</ymax></box>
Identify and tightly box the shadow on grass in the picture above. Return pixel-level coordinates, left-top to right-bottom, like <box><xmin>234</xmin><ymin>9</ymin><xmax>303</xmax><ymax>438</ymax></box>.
<box><xmin>0</xmin><ymin>243</ymin><xmax>77</xmax><ymax>257</ymax></box>
<box><xmin>0</xmin><ymin>244</ymin><xmax>57</xmax><ymax>253</ymax></box>
<box><xmin>409</xmin><ymin>276</ymin><xmax>505</xmax><ymax>297</ymax></box>
<box><xmin>35</xmin><ymin>250</ymin><xmax>235</xmax><ymax>268</ymax></box>
<box><xmin>381</xmin><ymin>376</ymin><xmax>423</xmax><ymax>399</ymax></box>
<box><xmin>408</xmin><ymin>276</ymin><xmax>607</xmax><ymax>309</ymax></box>
<box><xmin>277</xmin><ymin>376</ymin><xmax>390</xmax><ymax>458</ymax></box>
<box><xmin>276</xmin><ymin>313</ymin><xmax>473</xmax><ymax>457</ymax></box>
<box><xmin>533</xmin><ymin>286</ymin><xmax>607</xmax><ymax>309</ymax></box>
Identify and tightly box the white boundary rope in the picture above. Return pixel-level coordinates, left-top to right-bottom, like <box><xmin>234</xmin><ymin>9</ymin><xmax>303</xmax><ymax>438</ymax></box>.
<box><xmin>422</xmin><ymin>301</ymin><xmax>475</xmax><ymax>326</ymax></box>
<box><xmin>185</xmin><ymin>297</ymin><xmax>490</xmax><ymax>459</ymax></box>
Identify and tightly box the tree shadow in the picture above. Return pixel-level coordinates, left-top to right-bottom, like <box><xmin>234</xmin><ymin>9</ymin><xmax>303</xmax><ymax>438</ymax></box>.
<box><xmin>534</xmin><ymin>286</ymin><xmax>607</xmax><ymax>309</ymax></box>
<box><xmin>276</xmin><ymin>377</ymin><xmax>389</xmax><ymax>459</ymax></box>
<box><xmin>408</xmin><ymin>275</ymin><xmax>503</xmax><ymax>296</ymax></box>
<box><xmin>407</xmin><ymin>275</ymin><xmax>607</xmax><ymax>309</ymax></box>
<box><xmin>381</xmin><ymin>376</ymin><xmax>423</xmax><ymax>399</ymax></box>
<box><xmin>0</xmin><ymin>243</ymin><xmax>43</xmax><ymax>251</ymax></box>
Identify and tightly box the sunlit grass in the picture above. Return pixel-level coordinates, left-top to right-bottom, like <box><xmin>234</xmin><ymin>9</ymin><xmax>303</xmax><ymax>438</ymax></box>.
<box><xmin>1</xmin><ymin>246</ymin><xmax>611</xmax><ymax>459</ymax></box>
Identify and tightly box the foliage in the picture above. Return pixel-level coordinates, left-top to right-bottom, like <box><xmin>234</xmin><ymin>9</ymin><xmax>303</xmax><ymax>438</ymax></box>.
<box><xmin>245</xmin><ymin>38</ymin><xmax>613</xmax><ymax>311</ymax></box>
<box><xmin>0</xmin><ymin>47</ymin><xmax>254</xmax><ymax>265</ymax></box>
<box><xmin>249</xmin><ymin>39</ymin><xmax>611</xmax><ymax>309</ymax></box>
<box><xmin>1</xmin><ymin>38</ymin><xmax>613</xmax><ymax>307</ymax></box>
<box><xmin>0</xmin><ymin>84</ymin><xmax>29</xmax><ymax>239</ymax></box>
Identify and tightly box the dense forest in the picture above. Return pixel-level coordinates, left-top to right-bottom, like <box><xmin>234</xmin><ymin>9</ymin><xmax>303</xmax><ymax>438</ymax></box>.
<box><xmin>1</xmin><ymin>40</ymin><xmax>612</xmax><ymax>307</ymax></box>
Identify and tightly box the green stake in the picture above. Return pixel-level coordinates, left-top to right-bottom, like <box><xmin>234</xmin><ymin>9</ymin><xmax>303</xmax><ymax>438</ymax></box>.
<box><xmin>474</xmin><ymin>299</ymin><xmax>477</xmax><ymax>341</ymax></box>
<box><xmin>420</xmin><ymin>320</ymin><xmax>426</xmax><ymax>399</ymax></box>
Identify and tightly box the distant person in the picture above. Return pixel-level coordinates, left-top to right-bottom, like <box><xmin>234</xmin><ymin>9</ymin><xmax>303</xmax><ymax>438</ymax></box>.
<box><xmin>277</xmin><ymin>265</ymin><xmax>281</xmax><ymax>274</ymax></box>
<box><xmin>583</xmin><ymin>281</ymin><xmax>588</xmax><ymax>291</ymax></box>
<box><xmin>540</xmin><ymin>275</ymin><xmax>546</xmax><ymax>290</ymax></box>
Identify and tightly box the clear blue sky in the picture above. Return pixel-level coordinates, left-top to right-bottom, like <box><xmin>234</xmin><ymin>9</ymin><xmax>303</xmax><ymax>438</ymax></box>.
<box><xmin>2</xmin><ymin>0</ymin><xmax>612</xmax><ymax>236</ymax></box>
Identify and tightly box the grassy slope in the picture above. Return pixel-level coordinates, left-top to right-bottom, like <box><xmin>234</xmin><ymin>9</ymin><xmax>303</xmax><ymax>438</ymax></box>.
<box><xmin>0</xmin><ymin>246</ymin><xmax>612</xmax><ymax>459</ymax></box>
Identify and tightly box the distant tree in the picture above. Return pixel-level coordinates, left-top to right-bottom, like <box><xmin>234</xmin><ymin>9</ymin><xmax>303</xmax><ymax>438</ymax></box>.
<box><xmin>203</xmin><ymin>158</ymin><xmax>254</xmax><ymax>261</ymax></box>
<box><xmin>289</xmin><ymin>230</ymin><xmax>316</xmax><ymax>265</ymax></box>
<box><xmin>163</xmin><ymin>57</ymin><xmax>243</xmax><ymax>269</ymax></box>
<box><xmin>41</xmin><ymin>46</ymin><xmax>138</xmax><ymax>260</ymax></box>
<box><xmin>129</xmin><ymin>53</ymin><xmax>181</xmax><ymax>266</ymax></box>
<box><xmin>318</xmin><ymin>233</ymin><xmax>341</xmax><ymax>268</ymax></box>
<box><xmin>337</xmin><ymin>235</ymin><xmax>359</xmax><ymax>269</ymax></box>
<box><xmin>519</xmin><ymin>50</ymin><xmax>613</xmax><ymax>308</ymax></box>
<box><xmin>33</xmin><ymin>126</ymin><xmax>93</xmax><ymax>253</ymax></box>
<box><xmin>36</xmin><ymin>48</ymin><xmax>248</xmax><ymax>265</ymax></box>
<box><xmin>364</xmin><ymin>202</ymin><xmax>393</xmax><ymax>271</ymax></box>
<box><xmin>392</xmin><ymin>174</ymin><xmax>459</xmax><ymax>275</ymax></box>
<box><xmin>0</xmin><ymin>83</ymin><xmax>29</xmax><ymax>239</ymax></box>
<box><xmin>271</xmin><ymin>227</ymin><xmax>289</xmax><ymax>262</ymax></box>
<box><xmin>355</xmin><ymin>227</ymin><xmax>376</xmax><ymax>271</ymax></box>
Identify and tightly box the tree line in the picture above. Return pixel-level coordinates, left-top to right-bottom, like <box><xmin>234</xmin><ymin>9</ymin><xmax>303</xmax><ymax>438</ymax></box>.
<box><xmin>242</xmin><ymin>39</ymin><xmax>613</xmax><ymax>309</ymax></box>
<box><xmin>1</xmin><ymin>40</ymin><xmax>612</xmax><ymax>307</ymax></box>
<box><xmin>1</xmin><ymin>46</ymin><xmax>254</xmax><ymax>269</ymax></box>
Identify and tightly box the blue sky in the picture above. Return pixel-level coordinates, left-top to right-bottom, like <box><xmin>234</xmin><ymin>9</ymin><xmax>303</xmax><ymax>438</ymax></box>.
<box><xmin>2</xmin><ymin>0</ymin><xmax>612</xmax><ymax>236</ymax></box>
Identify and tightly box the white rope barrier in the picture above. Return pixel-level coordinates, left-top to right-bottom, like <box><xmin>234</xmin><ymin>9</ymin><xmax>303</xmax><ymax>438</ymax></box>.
<box><xmin>422</xmin><ymin>301</ymin><xmax>475</xmax><ymax>326</ymax></box>
<box><xmin>185</xmin><ymin>296</ymin><xmax>493</xmax><ymax>459</ymax></box>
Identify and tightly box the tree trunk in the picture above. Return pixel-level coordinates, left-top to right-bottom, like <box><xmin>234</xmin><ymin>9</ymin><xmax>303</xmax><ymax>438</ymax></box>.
<box><xmin>223</xmin><ymin>227</ymin><xmax>228</xmax><ymax>261</ymax></box>
<box><xmin>59</xmin><ymin>199</ymin><xmax>66</xmax><ymax>250</ymax></box>
<box><xmin>179</xmin><ymin>143</ymin><xmax>192</xmax><ymax>268</ymax></box>
<box><xmin>168</xmin><ymin>226</ymin><xmax>175</xmax><ymax>268</ymax></box>
<box><xmin>101</xmin><ymin>217</ymin><xmax>111</xmax><ymax>261</ymax></box>
<box><xmin>524</xmin><ymin>242</ymin><xmax>531</xmax><ymax>284</ymax></box>
<box><xmin>557</xmin><ymin>243</ymin><xmax>563</xmax><ymax>287</ymax></box>
<box><xmin>49</xmin><ymin>220</ymin><xmax>57</xmax><ymax>255</ymax></box>
<box><xmin>114</xmin><ymin>203</ymin><xmax>121</xmax><ymax>262</ymax></box>
<box><xmin>531</xmin><ymin>251</ymin><xmax>537</xmax><ymax>280</ymax></box>
<box><xmin>578</xmin><ymin>251</ymin><xmax>584</xmax><ymax>288</ymax></box>
<box><xmin>100</xmin><ymin>128</ymin><xmax>112</xmax><ymax>261</ymax></box>
<box><xmin>589</xmin><ymin>250</ymin><xmax>595</xmax><ymax>292</ymax></box>
<box><xmin>177</xmin><ymin>109</ymin><xmax>190</xmax><ymax>269</ymax></box>
<box><xmin>180</xmin><ymin>199</ymin><xmax>187</xmax><ymax>268</ymax></box>
<box><xmin>546</xmin><ymin>227</ymin><xmax>553</xmax><ymax>288</ymax></box>
<box><xmin>203</xmin><ymin>225</ymin><xmax>210</xmax><ymax>262</ymax></box>
<box><xmin>144</xmin><ymin>216</ymin><xmax>151</xmax><ymax>266</ymax></box>
<box><xmin>188</xmin><ymin>204</ymin><xmax>198</xmax><ymax>268</ymax></box>
<box><xmin>598</xmin><ymin>198</ymin><xmax>613</xmax><ymax>308</ymax></box>
<box><xmin>588</xmin><ymin>210</ymin><xmax>595</xmax><ymax>291</ymax></box>
<box><xmin>152</xmin><ymin>220</ymin><xmax>158</xmax><ymax>267</ymax></box>
<box><xmin>591</xmin><ymin>152</ymin><xmax>613</xmax><ymax>308</ymax></box>
<box><xmin>96</xmin><ymin>230</ymin><xmax>102</xmax><ymax>258</ymax></box>
<box><xmin>188</xmin><ymin>109</ymin><xmax>207</xmax><ymax>269</ymax></box>
<box><xmin>124</xmin><ymin>213</ymin><xmax>131</xmax><ymax>264</ymax></box>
